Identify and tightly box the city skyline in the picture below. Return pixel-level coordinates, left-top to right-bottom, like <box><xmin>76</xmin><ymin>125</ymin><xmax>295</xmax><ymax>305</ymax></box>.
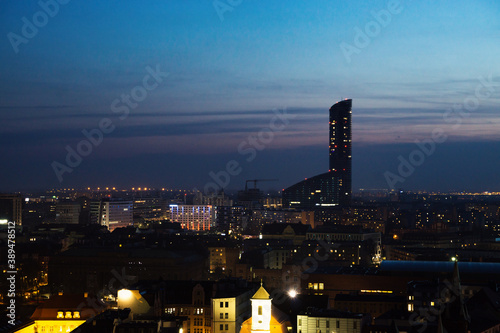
<box><xmin>1</xmin><ymin>1</ymin><xmax>500</xmax><ymax>192</ymax></box>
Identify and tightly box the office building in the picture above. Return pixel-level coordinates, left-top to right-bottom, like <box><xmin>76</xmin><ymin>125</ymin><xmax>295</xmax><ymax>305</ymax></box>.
<box><xmin>170</xmin><ymin>205</ymin><xmax>213</xmax><ymax>231</ymax></box>
<box><xmin>55</xmin><ymin>201</ymin><xmax>81</xmax><ymax>224</ymax></box>
<box><xmin>90</xmin><ymin>199</ymin><xmax>133</xmax><ymax>231</ymax></box>
<box><xmin>283</xmin><ymin>99</ymin><xmax>352</xmax><ymax>209</ymax></box>
<box><xmin>329</xmin><ymin>98</ymin><xmax>352</xmax><ymax>206</ymax></box>
<box><xmin>0</xmin><ymin>193</ymin><xmax>23</xmax><ymax>225</ymax></box>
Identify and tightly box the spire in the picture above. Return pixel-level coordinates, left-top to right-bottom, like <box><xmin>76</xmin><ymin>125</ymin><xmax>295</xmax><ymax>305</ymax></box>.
<box><xmin>443</xmin><ymin>260</ymin><xmax>470</xmax><ymax>330</ymax></box>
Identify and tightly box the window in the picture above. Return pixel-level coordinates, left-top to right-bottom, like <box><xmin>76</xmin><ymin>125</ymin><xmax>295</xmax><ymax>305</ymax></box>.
<box><xmin>57</xmin><ymin>312</ymin><xmax>64</xmax><ymax>319</ymax></box>
<box><xmin>316</xmin><ymin>320</ymin><xmax>319</xmax><ymax>328</ymax></box>
<box><xmin>353</xmin><ymin>321</ymin><xmax>357</xmax><ymax>329</ymax></box>
<box><xmin>220</xmin><ymin>324</ymin><xmax>223</xmax><ymax>330</ymax></box>
<box><xmin>336</xmin><ymin>321</ymin><xmax>340</xmax><ymax>328</ymax></box>
<box><xmin>326</xmin><ymin>320</ymin><xmax>329</xmax><ymax>328</ymax></box>
<box><xmin>73</xmin><ymin>312</ymin><xmax>80</xmax><ymax>319</ymax></box>
<box><xmin>225</xmin><ymin>313</ymin><xmax>228</xmax><ymax>319</ymax></box>
<box><xmin>220</xmin><ymin>302</ymin><xmax>223</xmax><ymax>308</ymax></box>
<box><xmin>258</xmin><ymin>306</ymin><xmax>262</xmax><ymax>315</ymax></box>
<box><xmin>220</xmin><ymin>313</ymin><xmax>223</xmax><ymax>319</ymax></box>
<box><xmin>225</xmin><ymin>325</ymin><xmax>228</xmax><ymax>330</ymax></box>
<box><xmin>225</xmin><ymin>302</ymin><xmax>228</xmax><ymax>307</ymax></box>
<box><xmin>298</xmin><ymin>319</ymin><xmax>302</xmax><ymax>326</ymax></box>
<box><xmin>319</xmin><ymin>283</ymin><xmax>324</xmax><ymax>290</ymax></box>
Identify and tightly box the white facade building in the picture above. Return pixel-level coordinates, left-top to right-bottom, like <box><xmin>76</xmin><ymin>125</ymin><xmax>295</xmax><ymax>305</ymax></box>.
<box><xmin>297</xmin><ymin>309</ymin><xmax>365</xmax><ymax>333</ymax></box>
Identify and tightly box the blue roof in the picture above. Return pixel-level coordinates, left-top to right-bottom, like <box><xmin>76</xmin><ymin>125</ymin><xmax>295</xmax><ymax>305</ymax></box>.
<box><xmin>380</xmin><ymin>260</ymin><xmax>500</xmax><ymax>274</ymax></box>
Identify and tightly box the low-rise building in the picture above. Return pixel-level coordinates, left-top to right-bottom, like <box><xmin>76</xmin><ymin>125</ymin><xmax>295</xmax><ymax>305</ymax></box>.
<box><xmin>297</xmin><ymin>308</ymin><xmax>368</xmax><ymax>333</ymax></box>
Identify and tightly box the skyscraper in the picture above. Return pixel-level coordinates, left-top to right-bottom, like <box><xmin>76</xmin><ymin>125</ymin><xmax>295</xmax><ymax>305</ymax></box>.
<box><xmin>282</xmin><ymin>99</ymin><xmax>352</xmax><ymax>209</ymax></box>
<box><xmin>329</xmin><ymin>99</ymin><xmax>352</xmax><ymax>206</ymax></box>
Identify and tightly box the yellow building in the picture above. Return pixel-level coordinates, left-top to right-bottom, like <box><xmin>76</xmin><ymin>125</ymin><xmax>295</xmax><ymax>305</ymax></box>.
<box><xmin>12</xmin><ymin>293</ymin><xmax>107</xmax><ymax>333</ymax></box>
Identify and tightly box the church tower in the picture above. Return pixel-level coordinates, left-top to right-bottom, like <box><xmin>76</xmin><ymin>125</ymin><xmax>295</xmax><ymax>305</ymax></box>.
<box><xmin>251</xmin><ymin>284</ymin><xmax>272</xmax><ymax>333</ymax></box>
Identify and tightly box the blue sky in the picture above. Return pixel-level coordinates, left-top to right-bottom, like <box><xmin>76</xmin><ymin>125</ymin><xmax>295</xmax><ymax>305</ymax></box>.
<box><xmin>0</xmin><ymin>0</ymin><xmax>499</xmax><ymax>192</ymax></box>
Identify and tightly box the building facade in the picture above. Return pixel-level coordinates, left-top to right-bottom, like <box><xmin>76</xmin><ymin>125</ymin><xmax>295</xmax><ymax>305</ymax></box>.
<box><xmin>297</xmin><ymin>309</ymin><xmax>365</xmax><ymax>333</ymax></box>
<box><xmin>170</xmin><ymin>205</ymin><xmax>213</xmax><ymax>231</ymax></box>
<box><xmin>90</xmin><ymin>199</ymin><xmax>133</xmax><ymax>231</ymax></box>
<box><xmin>55</xmin><ymin>201</ymin><xmax>81</xmax><ymax>224</ymax></box>
<box><xmin>212</xmin><ymin>286</ymin><xmax>255</xmax><ymax>333</ymax></box>
<box><xmin>0</xmin><ymin>193</ymin><xmax>23</xmax><ymax>225</ymax></box>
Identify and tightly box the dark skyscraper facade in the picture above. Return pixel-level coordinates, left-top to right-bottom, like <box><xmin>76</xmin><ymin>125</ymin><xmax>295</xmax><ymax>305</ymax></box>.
<box><xmin>329</xmin><ymin>99</ymin><xmax>352</xmax><ymax>206</ymax></box>
<box><xmin>282</xmin><ymin>99</ymin><xmax>352</xmax><ymax>209</ymax></box>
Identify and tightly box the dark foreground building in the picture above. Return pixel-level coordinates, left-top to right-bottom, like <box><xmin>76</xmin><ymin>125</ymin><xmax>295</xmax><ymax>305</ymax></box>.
<box><xmin>283</xmin><ymin>99</ymin><xmax>352</xmax><ymax>209</ymax></box>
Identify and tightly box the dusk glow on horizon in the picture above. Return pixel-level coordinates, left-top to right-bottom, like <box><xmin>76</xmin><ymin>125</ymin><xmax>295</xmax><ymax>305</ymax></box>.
<box><xmin>1</xmin><ymin>1</ymin><xmax>499</xmax><ymax>192</ymax></box>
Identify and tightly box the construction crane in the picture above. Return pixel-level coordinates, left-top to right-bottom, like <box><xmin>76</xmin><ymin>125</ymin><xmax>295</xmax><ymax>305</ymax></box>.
<box><xmin>245</xmin><ymin>179</ymin><xmax>279</xmax><ymax>191</ymax></box>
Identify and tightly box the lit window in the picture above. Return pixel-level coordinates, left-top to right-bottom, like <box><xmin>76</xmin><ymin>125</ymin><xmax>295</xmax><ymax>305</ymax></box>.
<box><xmin>73</xmin><ymin>312</ymin><xmax>80</xmax><ymax>319</ymax></box>
<box><xmin>57</xmin><ymin>312</ymin><xmax>64</xmax><ymax>319</ymax></box>
<box><xmin>319</xmin><ymin>283</ymin><xmax>324</xmax><ymax>290</ymax></box>
<box><xmin>258</xmin><ymin>306</ymin><xmax>262</xmax><ymax>315</ymax></box>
